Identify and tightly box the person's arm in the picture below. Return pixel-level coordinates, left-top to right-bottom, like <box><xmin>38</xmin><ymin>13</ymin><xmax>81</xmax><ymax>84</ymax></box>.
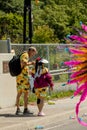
<box><xmin>46</xmin><ymin>72</ymin><xmax>54</xmax><ymax>90</ymax></box>
<box><xmin>26</xmin><ymin>61</ymin><xmax>35</xmax><ymax>66</ymax></box>
<box><xmin>20</xmin><ymin>52</ymin><xmax>36</xmax><ymax>68</ymax></box>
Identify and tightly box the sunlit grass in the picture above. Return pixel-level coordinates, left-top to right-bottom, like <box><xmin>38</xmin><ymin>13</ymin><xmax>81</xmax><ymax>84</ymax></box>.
<box><xmin>46</xmin><ymin>90</ymin><xmax>74</xmax><ymax>100</ymax></box>
<box><xmin>19</xmin><ymin>90</ymin><xmax>74</xmax><ymax>106</ymax></box>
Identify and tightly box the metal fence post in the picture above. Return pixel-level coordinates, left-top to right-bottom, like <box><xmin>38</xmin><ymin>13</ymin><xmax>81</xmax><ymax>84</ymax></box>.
<box><xmin>47</xmin><ymin>45</ymin><xmax>50</xmax><ymax>70</ymax></box>
<box><xmin>7</xmin><ymin>38</ymin><xmax>11</xmax><ymax>53</ymax></box>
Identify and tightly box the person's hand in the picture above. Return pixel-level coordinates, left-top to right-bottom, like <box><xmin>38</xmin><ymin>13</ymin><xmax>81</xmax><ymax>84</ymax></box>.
<box><xmin>32</xmin><ymin>61</ymin><xmax>36</xmax><ymax>65</ymax></box>
<box><xmin>28</xmin><ymin>61</ymin><xmax>35</xmax><ymax>66</ymax></box>
<box><xmin>50</xmin><ymin>87</ymin><xmax>53</xmax><ymax>91</ymax></box>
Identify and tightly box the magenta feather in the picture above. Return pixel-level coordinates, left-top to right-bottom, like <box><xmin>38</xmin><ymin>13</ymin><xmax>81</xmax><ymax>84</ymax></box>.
<box><xmin>81</xmin><ymin>24</ymin><xmax>87</xmax><ymax>32</ymax></box>
<box><xmin>70</xmin><ymin>35</ymin><xmax>87</xmax><ymax>43</ymax></box>
<box><xmin>70</xmin><ymin>70</ymin><xmax>85</xmax><ymax>78</ymax></box>
<box><xmin>74</xmin><ymin>83</ymin><xmax>87</xmax><ymax>96</ymax></box>
<box><xmin>80</xmin><ymin>87</ymin><xmax>87</xmax><ymax>102</ymax></box>
<box><xmin>69</xmin><ymin>48</ymin><xmax>85</xmax><ymax>54</ymax></box>
<box><xmin>64</xmin><ymin>61</ymin><xmax>81</xmax><ymax>66</ymax></box>
<box><xmin>68</xmin><ymin>76</ymin><xmax>87</xmax><ymax>84</ymax></box>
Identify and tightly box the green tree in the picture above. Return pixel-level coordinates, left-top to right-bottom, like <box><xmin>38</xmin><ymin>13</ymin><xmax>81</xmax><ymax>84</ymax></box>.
<box><xmin>0</xmin><ymin>13</ymin><xmax>23</xmax><ymax>42</ymax></box>
<box><xmin>33</xmin><ymin>25</ymin><xmax>59</xmax><ymax>43</ymax></box>
<box><xmin>0</xmin><ymin>0</ymin><xmax>23</xmax><ymax>14</ymax></box>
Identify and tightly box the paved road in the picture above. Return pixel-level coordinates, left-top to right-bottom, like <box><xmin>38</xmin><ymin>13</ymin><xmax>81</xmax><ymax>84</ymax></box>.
<box><xmin>0</xmin><ymin>96</ymin><xmax>87</xmax><ymax>130</ymax></box>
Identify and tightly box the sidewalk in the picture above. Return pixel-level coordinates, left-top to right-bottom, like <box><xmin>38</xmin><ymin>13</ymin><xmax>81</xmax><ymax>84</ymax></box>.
<box><xmin>0</xmin><ymin>96</ymin><xmax>87</xmax><ymax>130</ymax></box>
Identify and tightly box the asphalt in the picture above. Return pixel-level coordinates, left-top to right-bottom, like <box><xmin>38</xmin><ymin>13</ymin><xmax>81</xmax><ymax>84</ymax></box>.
<box><xmin>0</xmin><ymin>81</ymin><xmax>78</xmax><ymax>130</ymax></box>
<box><xmin>0</xmin><ymin>96</ymin><xmax>86</xmax><ymax>130</ymax></box>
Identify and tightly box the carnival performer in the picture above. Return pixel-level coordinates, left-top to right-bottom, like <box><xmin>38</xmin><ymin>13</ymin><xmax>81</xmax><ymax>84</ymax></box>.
<box><xmin>31</xmin><ymin>57</ymin><xmax>54</xmax><ymax>116</ymax></box>
<box><xmin>15</xmin><ymin>47</ymin><xmax>37</xmax><ymax>115</ymax></box>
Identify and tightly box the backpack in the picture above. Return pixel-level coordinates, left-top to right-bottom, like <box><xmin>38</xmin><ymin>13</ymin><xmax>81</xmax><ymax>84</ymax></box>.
<box><xmin>9</xmin><ymin>54</ymin><xmax>22</xmax><ymax>76</ymax></box>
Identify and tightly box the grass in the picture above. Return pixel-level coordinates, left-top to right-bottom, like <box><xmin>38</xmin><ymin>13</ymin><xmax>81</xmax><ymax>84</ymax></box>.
<box><xmin>19</xmin><ymin>90</ymin><xmax>74</xmax><ymax>106</ymax></box>
<box><xmin>46</xmin><ymin>90</ymin><xmax>74</xmax><ymax>101</ymax></box>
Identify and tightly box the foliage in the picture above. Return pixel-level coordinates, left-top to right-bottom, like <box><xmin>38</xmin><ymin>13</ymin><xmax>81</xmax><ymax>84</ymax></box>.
<box><xmin>0</xmin><ymin>0</ymin><xmax>24</xmax><ymax>14</ymax></box>
<box><xmin>46</xmin><ymin>90</ymin><xmax>74</xmax><ymax>99</ymax></box>
<box><xmin>0</xmin><ymin>13</ymin><xmax>23</xmax><ymax>42</ymax></box>
<box><xmin>33</xmin><ymin>25</ymin><xmax>59</xmax><ymax>43</ymax></box>
<box><xmin>0</xmin><ymin>0</ymin><xmax>87</xmax><ymax>43</ymax></box>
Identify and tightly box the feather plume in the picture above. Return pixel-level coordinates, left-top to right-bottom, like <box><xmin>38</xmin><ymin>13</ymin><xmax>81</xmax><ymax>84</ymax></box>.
<box><xmin>81</xmin><ymin>23</ymin><xmax>87</xmax><ymax>32</ymax></box>
<box><xmin>64</xmin><ymin>61</ymin><xmax>82</xmax><ymax>66</ymax></box>
<box><xmin>65</xmin><ymin>22</ymin><xmax>87</xmax><ymax>126</ymax></box>
<box><xmin>70</xmin><ymin>35</ymin><xmax>87</xmax><ymax>44</ymax></box>
<box><xmin>69</xmin><ymin>48</ymin><xmax>85</xmax><ymax>54</ymax></box>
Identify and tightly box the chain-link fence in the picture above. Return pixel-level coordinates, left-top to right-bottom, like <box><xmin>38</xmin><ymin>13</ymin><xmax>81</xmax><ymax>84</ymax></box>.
<box><xmin>11</xmin><ymin>43</ymin><xmax>77</xmax><ymax>83</ymax></box>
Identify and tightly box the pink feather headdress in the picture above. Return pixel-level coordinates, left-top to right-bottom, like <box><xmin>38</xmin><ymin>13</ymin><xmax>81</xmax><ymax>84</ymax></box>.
<box><xmin>65</xmin><ymin>22</ymin><xmax>87</xmax><ymax>126</ymax></box>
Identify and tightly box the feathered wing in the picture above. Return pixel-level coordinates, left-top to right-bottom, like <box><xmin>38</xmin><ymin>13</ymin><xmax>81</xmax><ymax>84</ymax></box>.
<box><xmin>65</xmin><ymin>22</ymin><xmax>87</xmax><ymax>126</ymax></box>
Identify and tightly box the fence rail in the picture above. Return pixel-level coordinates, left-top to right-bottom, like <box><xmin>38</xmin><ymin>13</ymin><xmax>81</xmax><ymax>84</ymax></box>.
<box><xmin>11</xmin><ymin>43</ymin><xmax>78</xmax><ymax>82</ymax></box>
<box><xmin>50</xmin><ymin>68</ymin><xmax>68</xmax><ymax>75</ymax></box>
